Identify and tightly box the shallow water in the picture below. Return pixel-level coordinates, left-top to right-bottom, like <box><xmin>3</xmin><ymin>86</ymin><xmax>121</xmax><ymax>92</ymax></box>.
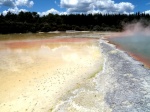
<box><xmin>0</xmin><ymin>37</ymin><xmax>103</xmax><ymax>112</ymax></box>
<box><xmin>109</xmin><ymin>33</ymin><xmax>150</xmax><ymax>68</ymax></box>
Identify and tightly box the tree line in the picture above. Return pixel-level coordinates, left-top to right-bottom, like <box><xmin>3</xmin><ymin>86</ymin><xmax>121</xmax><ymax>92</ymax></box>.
<box><xmin>0</xmin><ymin>11</ymin><xmax>150</xmax><ymax>34</ymax></box>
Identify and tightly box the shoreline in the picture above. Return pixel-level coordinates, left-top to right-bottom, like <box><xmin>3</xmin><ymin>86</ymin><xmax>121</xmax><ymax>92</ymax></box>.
<box><xmin>99</xmin><ymin>40</ymin><xmax>150</xmax><ymax>111</ymax></box>
<box><xmin>1</xmin><ymin>32</ymin><xmax>150</xmax><ymax>111</ymax></box>
<box><xmin>106</xmin><ymin>39</ymin><xmax>150</xmax><ymax>69</ymax></box>
<box><xmin>52</xmin><ymin>39</ymin><xmax>150</xmax><ymax>111</ymax></box>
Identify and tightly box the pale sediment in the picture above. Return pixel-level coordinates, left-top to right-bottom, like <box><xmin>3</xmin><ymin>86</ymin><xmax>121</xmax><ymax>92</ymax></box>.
<box><xmin>53</xmin><ymin>40</ymin><xmax>150</xmax><ymax>112</ymax></box>
<box><xmin>0</xmin><ymin>38</ymin><xmax>103</xmax><ymax>112</ymax></box>
<box><xmin>100</xmin><ymin>40</ymin><xmax>150</xmax><ymax>111</ymax></box>
<box><xmin>1</xmin><ymin>37</ymin><xmax>150</xmax><ymax>112</ymax></box>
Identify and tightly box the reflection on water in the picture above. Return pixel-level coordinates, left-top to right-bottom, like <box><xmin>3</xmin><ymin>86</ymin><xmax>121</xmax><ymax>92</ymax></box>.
<box><xmin>0</xmin><ymin>38</ymin><xmax>103</xmax><ymax>112</ymax></box>
<box><xmin>109</xmin><ymin>33</ymin><xmax>150</xmax><ymax>67</ymax></box>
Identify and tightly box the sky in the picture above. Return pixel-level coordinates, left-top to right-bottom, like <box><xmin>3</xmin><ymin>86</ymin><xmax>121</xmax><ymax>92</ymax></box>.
<box><xmin>0</xmin><ymin>0</ymin><xmax>150</xmax><ymax>16</ymax></box>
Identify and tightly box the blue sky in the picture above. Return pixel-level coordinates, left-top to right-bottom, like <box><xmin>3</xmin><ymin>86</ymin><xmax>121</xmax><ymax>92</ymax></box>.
<box><xmin>0</xmin><ymin>0</ymin><xmax>150</xmax><ymax>15</ymax></box>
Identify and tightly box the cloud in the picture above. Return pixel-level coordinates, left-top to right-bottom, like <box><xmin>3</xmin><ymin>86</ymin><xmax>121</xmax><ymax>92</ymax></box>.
<box><xmin>38</xmin><ymin>8</ymin><xmax>60</xmax><ymax>16</ymax></box>
<box><xmin>15</xmin><ymin>0</ymin><xmax>34</xmax><ymax>7</ymax></box>
<box><xmin>38</xmin><ymin>8</ymin><xmax>69</xmax><ymax>16</ymax></box>
<box><xmin>60</xmin><ymin>0</ymin><xmax>134</xmax><ymax>14</ymax></box>
<box><xmin>0</xmin><ymin>0</ymin><xmax>34</xmax><ymax>7</ymax></box>
<box><xmin>61</xmin><ymin>0</ymin><xmax>79</xmax><ymax>8</ymax></box>
<box><xmin>0</xmin><ymin>0</ymin><xmax>15</xmax><ymax>7</ymax></box>
<box><xmin>144</xmin><ymin>10</ymin><xmax>150</xmax><ymax>14</ymax></box>
<box><xmin>0</xmin><ymin>0</ymin><xmax>135</xmax><ymax>16</ymax></box>
<box><xmin>0</xmin><ymin>0</ymin><xmax>34</xmax><ymax>15</ymax></box>
<box><xmin>2</xmin><ymin>7</ymin><xmax>27</xmax><ymax>15</ymax></box>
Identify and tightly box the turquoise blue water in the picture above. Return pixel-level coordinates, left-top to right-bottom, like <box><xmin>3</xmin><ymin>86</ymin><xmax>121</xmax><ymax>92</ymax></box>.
<box><xmin>109</xmin><ymin>33</ymin><xmax>150</xmax><ymax>66</ymax></box>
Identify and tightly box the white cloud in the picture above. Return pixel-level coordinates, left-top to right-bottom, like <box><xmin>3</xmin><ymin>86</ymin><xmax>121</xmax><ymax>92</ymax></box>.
<box><xmin>38</xmin><ymin>8</ymin><xmax>69</xmax><ymax>16</ymax></box>
<box><xmin>60</xmin><ymin>0</ymin><xmax>134</xmax><ymax>14</ymax></box>
<box><xmin>0</xmin><ymin>0</ymin><xmax>34</xmax><ymax>7</ymax></box>
<box><xmin>15</xmin><ymin>0</ymin><xmax>34</xmax><ymax>7</ymax></box>
<box><xmin>2</xmin><ymin>7</ymin><xmax>27</xmax><ymax>15</ymax></box>
<box><xmin>144</xmin><ymin>10</ymin><xmax>150</xmax><ymax>14</ymax></box>
<box><xmin>38</xmin><ymin>8</ymin><xmax>60</xmax><ymax>16</ymax></box>
<box><xmin>0</xmin><ymin>0</ymin><xmax>15</xmax><ymax>7</ymax></box>
<box><xmin>0</xmin><ymin>0</ymin><xmax>135</xmax><ymax>16</ymax></box>
<box><xmin>61</xmin><ymin>0</ymin><xmax>78</xmax><ymax>7</ymax></box>
<box><xmin>0</xmin><ymin>0</ymin><xmax>34</xmax><ymax>15</ymax></box>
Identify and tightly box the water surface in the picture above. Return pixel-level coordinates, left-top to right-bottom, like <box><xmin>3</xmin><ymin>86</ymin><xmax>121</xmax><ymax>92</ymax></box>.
<box><xmin>0</xmin><ymin>35</ymin><xmax>103</xmax><ymax>112</ymax></box>
<box><xmin>109</xmin><ymin>33</ymin><xmax>150</xmax><ymax>68</ymax></box>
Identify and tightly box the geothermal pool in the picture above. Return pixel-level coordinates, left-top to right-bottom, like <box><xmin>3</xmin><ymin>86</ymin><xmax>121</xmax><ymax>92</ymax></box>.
<box><xmin>109</xmin><ymin>33</ymin><xmax>150</xmax><ymax>68</ymax></box>
<box><xmin>1</xmin><ymin>32</ymin><xmax>150</xmax><ymax>112</ymax></box>
<box><xmin>0</xmin><ymin>36</ymin><xmax>103</xmax><ymax>112</ymax></box>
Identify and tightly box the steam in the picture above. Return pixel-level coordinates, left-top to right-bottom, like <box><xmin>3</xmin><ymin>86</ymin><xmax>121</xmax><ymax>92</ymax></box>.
<box><xmin>123</xmin><ymin>22</ymin><xmax>150</xmax><ymax>36</ymax></box>
<box><xmin>108</xmin><ymin>21</ymin><xmax>150</xmax><ymax>67</ymax></box>
<box><xmin>0</xmin><ymin>43</ymin><xmax>101</xmax><ymax>72</ymax></box>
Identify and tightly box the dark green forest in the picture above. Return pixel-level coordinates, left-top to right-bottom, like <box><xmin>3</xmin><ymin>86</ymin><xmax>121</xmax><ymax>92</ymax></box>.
<box><xmin>0</xmin><ymin>11</ymin><xmax>150</xmax><ymax>34</ymax></box>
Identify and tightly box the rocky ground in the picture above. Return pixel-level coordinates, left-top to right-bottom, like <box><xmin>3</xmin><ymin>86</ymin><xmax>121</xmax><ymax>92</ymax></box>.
<box><xmin>100</xmin><ymin>40</ymin><xmax>150</xmax><ymax>112</ymax></box>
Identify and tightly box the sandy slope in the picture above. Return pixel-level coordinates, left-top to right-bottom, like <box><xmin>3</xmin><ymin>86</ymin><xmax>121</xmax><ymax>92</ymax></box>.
<box><xmin>0</xmin><ymin>38</ymin><xmax>103</xmax><ymax>112</ymax></box>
